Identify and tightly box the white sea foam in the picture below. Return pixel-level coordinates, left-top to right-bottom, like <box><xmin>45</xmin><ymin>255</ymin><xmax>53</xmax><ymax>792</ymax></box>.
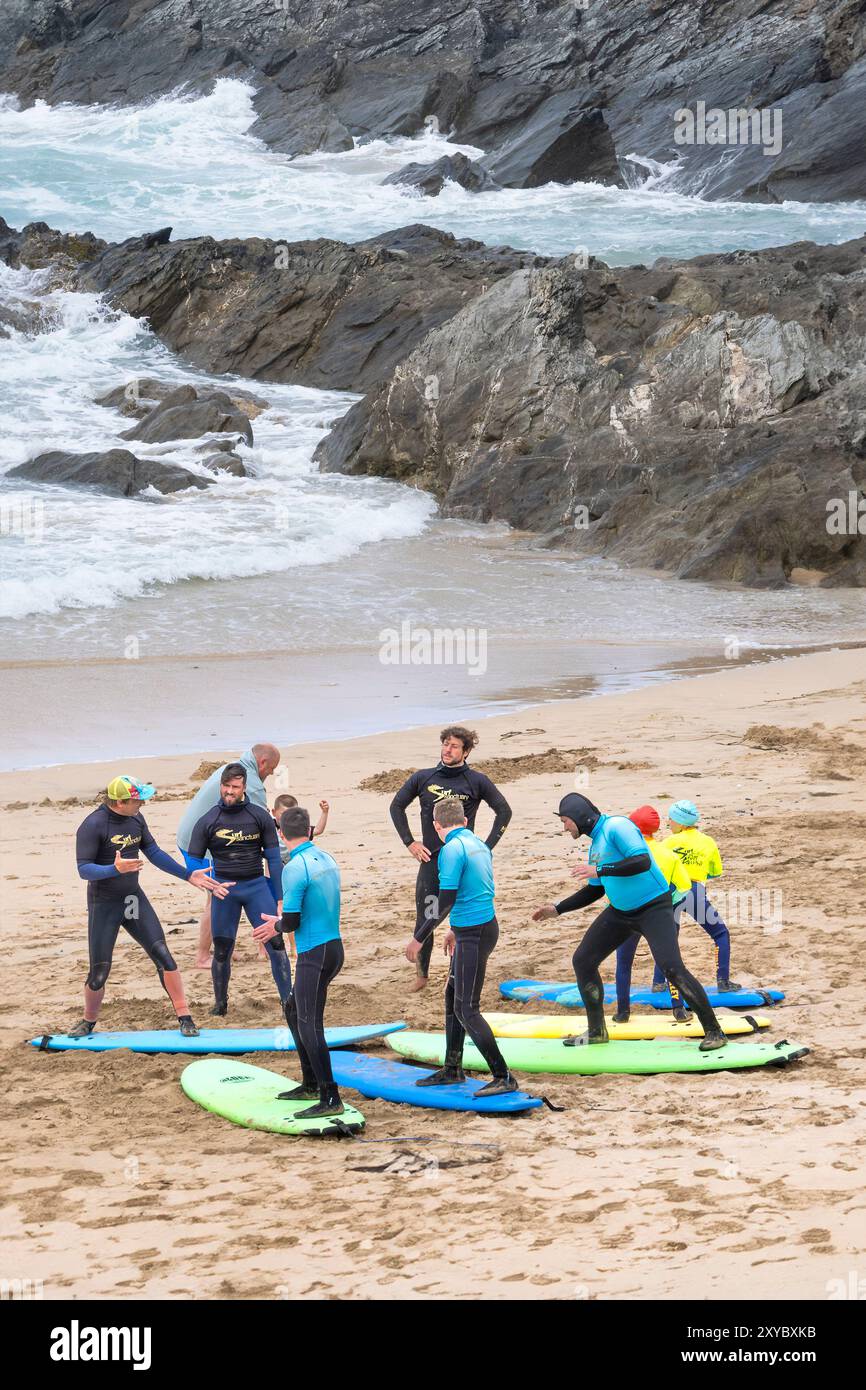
<box><xmin>1</xmin><ymin>80</ymin><xmax>864</xmax><ymax>260</ymax></box>
<box><xmin>0</xmin><ymin>264</ymin><xmax>434</xmax><ymax>619</ymax></box>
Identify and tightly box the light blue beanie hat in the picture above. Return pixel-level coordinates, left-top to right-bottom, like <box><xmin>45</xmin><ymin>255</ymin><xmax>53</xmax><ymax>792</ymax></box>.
<box><xmin>669</xmin><ymin>799</ymin><xmax>699</xmax><ymax>826</ymax></box>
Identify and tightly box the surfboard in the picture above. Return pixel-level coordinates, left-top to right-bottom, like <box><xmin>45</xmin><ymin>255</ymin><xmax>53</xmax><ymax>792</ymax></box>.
<box><xmin>390</xmin><ymin>1030</ymin><xmax>809</xmax><ymax>1075</ymax></box>
<box><xmin>484</xmin><ymin>1010</ymin><xmax>771</xmax><ymax>1041</ymax></box>
<box><xmin>181</xmin><ymin>1058</ymin><xmax>365</xmax><ymax>1136</ymax></box>
<box><xmin>499</xmin><ymin>979</ymin><xmax>785</xmax><ymax>1009</ymax></box>
<box><xmin>30</xmin><ymin>1023</ymin><xmax>406</xmax><ymax>1054</ymax></box>
<box><xmin>328</xmin><ymin>1049</ymin><xmax>543</xmax><ymax>1114</ymax></box>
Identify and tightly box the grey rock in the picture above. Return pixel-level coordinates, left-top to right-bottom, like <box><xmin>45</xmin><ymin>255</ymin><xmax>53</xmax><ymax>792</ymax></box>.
<box><xmin>382</xmin><ymin>153</ymin><xmax>500</xmax><ymax>196</ymax></box>
<box><xmin>75</xmin><ymin>223</ymin><xmax>541</xmax><ymax>390</ymax></box>
<box><xmin>199</xmin><ymin>452</ymin><xmax>247</xmax><ymax>476</ymax></box>
<box><xmin>1</xmin><ymin>3</ymin><xmax>864</xmax><ymax>199</ymax></box>
<box><xmin>9</xmin><ymin>448</ymin><xmax>210</xmax><ymax>496</ymax></box>
<box><xmin>317</xmin><ymin>236</ymin><xmax>866</xmax><ymax>587</ymax></box>
<box><xmin>120</xmin><ymin>390</ymin><xmax>254</xmax><ymax>446</ymax></box>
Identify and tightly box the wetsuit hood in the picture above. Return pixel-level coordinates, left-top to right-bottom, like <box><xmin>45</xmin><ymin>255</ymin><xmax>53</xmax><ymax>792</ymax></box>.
<box><xmin>555</xmin><ymin>793</ymin><xmax>601</xmax><ymax>836</ymax></box>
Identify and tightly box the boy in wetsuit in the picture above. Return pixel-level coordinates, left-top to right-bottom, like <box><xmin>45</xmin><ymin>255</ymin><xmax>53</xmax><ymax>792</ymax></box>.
<box><xmin>253</xmin><ymin>805</ymin><xmax>346</xmax><ymax>1119</ymax></box>
<box><xmin>658</xmin><ymin>799</ymin><xmax>741</xmax><ymax>993</ymax></box>
<box><xmin>72</xmin><ymin>775</ymin><xmax>228</xmax><ymax>1037</ymax></box>
<box><xmin>613</xmin><ymin>805</ymin><xmax>693</xmax><ymax>1022</ymax></box>
<box><xmin>404</xmin><ymin>797</ymin><xmax>518</xmax><ymax>1096</ymax></box>
<box><xmin>186</xmin><ymin>763</ymin><xmax>291</xmax><ymax>1016</ymax></box>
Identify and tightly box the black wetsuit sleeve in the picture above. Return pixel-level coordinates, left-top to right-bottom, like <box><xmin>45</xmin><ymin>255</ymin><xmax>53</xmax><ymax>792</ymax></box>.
<box><xmin>475</xmin><ymin>773</ymin><xmax>512</xmax><ymax>850</ymax></box>
<box><xmin>280</xmin><ymin>911</ymin><xmax>301</xmax><ymax>934</ymax></box>
<box><xmin>76</xmin><ymin>814</ymin><xmax>119</xmax><ymax>882</ymax></box>
<box><xmin>414</xmin><ymin>887</ymin><xmax>458</xmax><ymax>943</ymax></box>
<box><xmin>389</xmin><ymin>771</ymin><xmax>423</xmax><ymax>846</ymax></box>
<box><xmin>555</xmin><ymin>884</ymin><xmax>606</xmax><ymax>914</ymax></box>
<box><xmin>596</xmin><ymin>853</ymin><xmax>652</xmax><ymax>877</ymax></box>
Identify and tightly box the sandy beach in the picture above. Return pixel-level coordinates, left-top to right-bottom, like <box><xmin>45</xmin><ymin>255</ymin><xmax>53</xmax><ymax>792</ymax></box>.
<box><xmin>2</xmin><ymin>646</ymin><xmax>865</xmax><ymax>1301</ymax></box>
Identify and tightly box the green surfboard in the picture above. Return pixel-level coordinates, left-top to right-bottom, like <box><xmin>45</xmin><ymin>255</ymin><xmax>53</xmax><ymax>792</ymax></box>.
<box><xmin>389</xmin><ymin>1030</ymin><xmax>809</xmax><ymax>1076</ymax></box>
<box><xmin>181</xmin><ymin>1058</ymin><xmax>365</xmax><ymax>1136</ymax></box>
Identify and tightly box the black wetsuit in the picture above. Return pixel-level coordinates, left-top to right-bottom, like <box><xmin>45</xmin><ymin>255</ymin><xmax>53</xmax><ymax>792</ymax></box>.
<box><xmin>389</xmin><ymin>761</ymin><xmax>512</xmax><ymax>976</ymax></box>
<box><xmin>188</xmin><ymin>798</ymin><xmax>291</xmax><ymax>1007</ymax></box>
<box><xmin>76</xmin><ymin>805</ymin><xmax>190</xmax><ymax>990</ymax></box>
<box><xmin>556</xmin><ymin>881</ymin><xmax>720</xmax><ymax>1037</ymax></box>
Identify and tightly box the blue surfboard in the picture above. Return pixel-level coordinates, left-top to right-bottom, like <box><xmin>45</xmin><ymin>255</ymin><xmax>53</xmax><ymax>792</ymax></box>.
<box><xmin>499</xmin><ymin>979</ymin><xmax>785</xmax><ymax>1009</ymax></box>
<box><xmin>328</xmin><ymin>1049</ymin><xmax>542</xmax><ymax>1114</ymax></box>
<box><xmin>30</xmin><ymin>1023</ymin><xmax>407</xmax><ymax>1054</ymax></box>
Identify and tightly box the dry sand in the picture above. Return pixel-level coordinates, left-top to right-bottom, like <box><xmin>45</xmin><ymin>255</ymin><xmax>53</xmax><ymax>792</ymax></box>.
<box><xmin>2</xmin><ymin>647</ymin><xmax>865</xmax><ymax>1301</ymax></box>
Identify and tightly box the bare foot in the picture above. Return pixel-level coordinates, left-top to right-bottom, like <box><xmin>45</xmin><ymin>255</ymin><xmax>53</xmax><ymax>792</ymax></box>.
<box><xmin>194</xmin><ymin>956</ymin><xmax>213</xmax><ymax>970</ymax></box>
<box><xmin>257</xmin><ymin>945</ymin><xmax>268</xmax><ymax>961</ymax></box>
<box><xmin>410</xmin><ymin>973</ymin><xmax>429</xmax><ymax>993</ymax></box>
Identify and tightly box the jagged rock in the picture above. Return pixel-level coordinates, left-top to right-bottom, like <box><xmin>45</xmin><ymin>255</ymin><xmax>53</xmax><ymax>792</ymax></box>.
<box><xmin>199</xmin><ymin>452</ymin><xmax>247</xmax><ymax>476</ymax></box>
<box><xmin>317</xmin><ymin>236</ymin><xmax>866</xmax><ymax>588</ymax></box>
<box><xmin>119</xmin><ymin>388</ymin><xmax>254</xmax><ymax>446</ymax></box>
<box><xmin>2</xmin><ymin>3</ymin><xmax>863</xmax><ymax>199</ymax></box>
<box><xmin>95</xmin><ymin>379</ymin><xmax>271</xmax><ymax>421</ymax></box>
<box><xmin>9</xmin><ymin>449</ymin><xmax>210</xmax><ymax>496</ymax></box>
<box><xmin>75</xmin><ymin>224</ymin><xmax>541</xmax><ymax>390</ymax></box>
<box><xmin>0</xmin><ymin>215</ymin><xmax>106</xmax><ymax>289</ymax></box>
<box><xmin>383</xmin><ymin>154</ymin><xmax>500</xmax><ymax>196</ymax></box>
<box><xmin>484</xmin><ymin>97</ymin><xmax>624</xmax><ymax>189</ymax></box>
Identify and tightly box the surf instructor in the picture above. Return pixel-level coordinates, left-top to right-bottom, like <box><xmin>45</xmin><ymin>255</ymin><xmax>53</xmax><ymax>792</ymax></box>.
<box><xmin>534</xmin><ymin>793</ymin><xmax>726</xmax><ymax>1050</ymax></box>
<box><xmin>390</xmin><ymin>725</ymin><xmax>512</xmax><ymax>991</ymax></box>
<box><xmin>177</xmin><ymin>742</ymin><xmax>281</xmax><ymax>968</ymax></box>
<box><xmin>72</xmin><ymin>775</ymin><xmax>229</xmax><ymax>1038</ymax></box>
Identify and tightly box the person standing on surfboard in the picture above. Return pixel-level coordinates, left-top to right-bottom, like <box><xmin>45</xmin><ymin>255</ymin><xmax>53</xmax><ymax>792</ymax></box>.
<box><xmin>186</xmin><ymin>763</ymin><xmax>292</xmax><ymax>1017</ymax></box>
<box><xmin>71</xmin><ymin>776</ymin><xmax>230</xmax><ymax>1038</ymax></box>
<box><xmin>253</xmin><ymin>805</ymin><xmax>347</xmax><ymax>1120</ymax></box>
<box><xmin>613</xmin><ymin>805</ymin><xmax>693</xmax><ymax>1024</ymax></box>
<box><xmin>532</xmin><ymin>794</ymin><xmax>727</xmax><ymax>1050</ymax></box>
<box><xmin>389</xmin><ymin>726</ymin><xmax>512</xmax><ymax>993</ymax></box>
<box><xmin>660</xmin><ymin>800</ymin><xmax>742</xmax><ymax>993</ymax></box>
<box><xmin>404</xmin><ymin>797</ymin><xmax>518</xmax><ymax>1095</ymax></box>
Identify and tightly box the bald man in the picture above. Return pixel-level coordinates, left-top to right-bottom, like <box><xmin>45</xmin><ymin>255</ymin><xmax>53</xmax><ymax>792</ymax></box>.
<box><xmin>177</xmin><ymin>744</ymin><xmax>281</xmax><ymax>967</ymax></box>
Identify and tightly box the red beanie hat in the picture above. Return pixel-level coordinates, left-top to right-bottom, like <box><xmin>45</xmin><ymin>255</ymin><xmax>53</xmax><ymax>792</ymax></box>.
<box><xmin>630</xmin><ymin>804</ymin><xmax>660</xmax><ymax>835</ymax></box>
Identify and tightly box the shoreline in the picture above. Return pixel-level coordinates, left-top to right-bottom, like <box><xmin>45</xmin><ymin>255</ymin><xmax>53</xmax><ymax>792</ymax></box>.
<box><xmin>6</xmin><ymin>638</ymin><xmax>866</xmax><ymax>775</ymax></box>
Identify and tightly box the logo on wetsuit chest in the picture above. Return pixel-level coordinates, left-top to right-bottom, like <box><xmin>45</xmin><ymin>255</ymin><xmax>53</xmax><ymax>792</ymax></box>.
<box><xmin>672</xmin><ymin>847</ymin><xmax>704</xmax><ymax>868</ymax></box>
<box><xmin>427</xmin><ymin>785</ymin><xmax>470</xmax><ymax>803</ymax></box>
<box><xmin>213</xmin><ymin>829</ymin><xmax>260</xmax><ymax>845</ymax></box>
<box><xmin>110</xmin><ymin>834</ymin><xmax>141</xmax><ymax>851</ymax></box>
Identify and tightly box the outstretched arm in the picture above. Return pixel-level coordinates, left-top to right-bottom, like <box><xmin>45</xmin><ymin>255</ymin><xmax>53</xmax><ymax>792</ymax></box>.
<box><xmin>555</xmin><ymin>884</ymin><xmax>606</xmax><ymax>914</ymax></box>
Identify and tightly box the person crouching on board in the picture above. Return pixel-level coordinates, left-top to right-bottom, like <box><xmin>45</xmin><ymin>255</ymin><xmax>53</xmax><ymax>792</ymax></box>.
<box><xmin>660</xmin><ymin>800</ymin><xmax>741</xmax><ymax>993</ymax></box>
<box><xmin>253</xmin><ymin>805</ymin><xmax>346</xmax><ymax>1120</ymax></box>
<box><xmin>612</xmin><ymin>805</ymin><xmax>693</xmax><ymax>1023</ymax></box>
<box><xmin>404</xmin><ymin>797</ymin><xmax>518</xmax><ymax>1096</ymax></box>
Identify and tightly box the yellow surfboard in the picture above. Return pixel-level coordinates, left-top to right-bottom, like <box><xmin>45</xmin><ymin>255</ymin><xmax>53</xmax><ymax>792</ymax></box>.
<box><xmin>484</xmin><ymin>1010</ymin><xmax>771</xmax><ymax>1041</ymax></box>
